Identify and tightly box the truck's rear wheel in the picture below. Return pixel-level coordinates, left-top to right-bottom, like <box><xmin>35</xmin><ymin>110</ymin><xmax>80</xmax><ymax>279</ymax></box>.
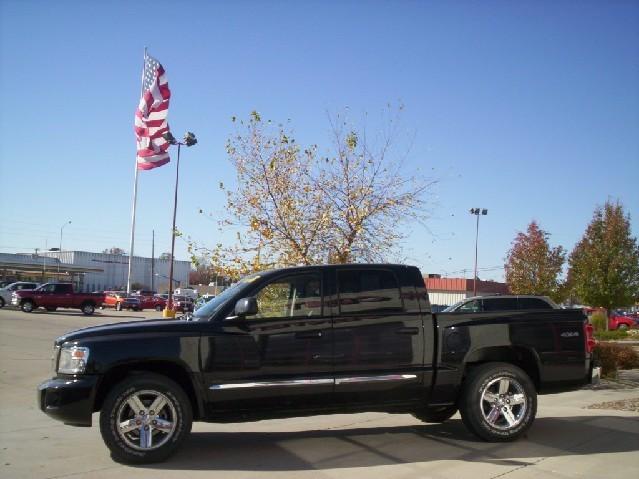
<box><xmin>81</xmin><ymin>303</ymin><xmax>95</xmax><ymax>315</ymax></box>
<box><xmin>459</xmin><ymin>362</ymin><xmax>536</xmax><ymax>442</ymax></box>
<box><xmin>412</xmin><ymin>405</ymin><xmax>458</xmax><ymax>423</ymax></box>
<box><xmin>99</xmin><ymin>373</ymin><xmax>192</xmax><ymax>464</ymax></box>
<box><xmin>21</xmin><ymin>300</ymin><xmax>35</xmax><ymax>313</ymax></box>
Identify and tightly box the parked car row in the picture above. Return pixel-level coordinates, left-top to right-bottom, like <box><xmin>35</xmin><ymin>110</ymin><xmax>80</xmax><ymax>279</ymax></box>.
<box><xmin>0</xmin><ymin>281</ymin><xmax>198</xmax><ymax>315</ymax></box>
<box><xmin>2</xmin><ymin>281</ymin><xmax>636</xmax><ymax>328</ymax></box>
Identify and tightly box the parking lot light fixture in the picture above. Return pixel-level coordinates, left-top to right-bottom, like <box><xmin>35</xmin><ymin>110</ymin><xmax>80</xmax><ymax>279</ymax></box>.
<box><xmin>58</xmin><ymin>220</ymin><xmax>72</xmax><ymax>273</ymax></box>
<box><xmin>469</xmin><ymin>208</ymin><xmax>488</xmax><ymax>296</ymax></box>
<box><xmin>161</xmin><ymin>131</ymin><xmax>197</xmax><ymax>319</ymax></box>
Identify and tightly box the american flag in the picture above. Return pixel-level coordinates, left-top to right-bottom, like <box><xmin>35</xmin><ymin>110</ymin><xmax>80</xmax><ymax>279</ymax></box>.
<box><xmin>134</xmin><ymin>53</ymin><xmax>171</xmax><ymax>170</ymax></box>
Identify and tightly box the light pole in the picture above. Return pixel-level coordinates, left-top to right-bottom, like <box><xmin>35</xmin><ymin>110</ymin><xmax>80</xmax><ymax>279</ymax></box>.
<box><xmin>469</xmin><ymin>208</ymin><xmax>488</xmax><ymax>296</ymax></box>
<box><xmin>58</xmin><ymin>220</ymin><xmax>72</xmax><ymax>274</ymax></box>
<box><xmin>162</xmin><ymin>131</ymin><xmax>197</xmax><ymax>318</ymax></box>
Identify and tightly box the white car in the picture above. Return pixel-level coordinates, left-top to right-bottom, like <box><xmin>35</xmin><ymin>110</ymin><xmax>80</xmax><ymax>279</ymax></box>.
<box><xmin>0</xmin><ymin>281</ymin><xmax>40</xmax><ymax>308</ymax></box>
<box><xmin>174</xmin><ymin>287</ymin><xmax>197</xmax><ymax>300</ymax></box>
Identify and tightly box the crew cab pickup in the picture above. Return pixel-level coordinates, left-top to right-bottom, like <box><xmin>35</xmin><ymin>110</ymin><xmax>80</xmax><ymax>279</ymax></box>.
<box><xmin>14</xmin><ymin>283</ymin><xmax>105</xmax><ymax>315</ymax></box>
<box><xmin>38</xmin><ymin>264</ymin><xmax>598</xmax><ymax>464</ymax></box>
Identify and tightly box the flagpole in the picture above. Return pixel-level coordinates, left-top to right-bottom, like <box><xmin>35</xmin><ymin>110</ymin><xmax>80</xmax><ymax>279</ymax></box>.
<box><xmin>126</xmin><ymin>47</ymin><xmax>147</xmax><ymax>294</ymax></box>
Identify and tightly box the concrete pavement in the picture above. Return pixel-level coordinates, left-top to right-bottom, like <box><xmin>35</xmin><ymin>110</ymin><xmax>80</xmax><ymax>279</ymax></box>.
<box><xmin>1</xmin><ymin>307</ymin><xmax>637</xmax><ymax>479</ymax></box>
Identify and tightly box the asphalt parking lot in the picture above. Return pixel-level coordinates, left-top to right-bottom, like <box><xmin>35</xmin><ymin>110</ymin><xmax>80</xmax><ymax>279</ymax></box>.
<box><xmin>0</xmin><ymin>307</ymin><xmax>638</xmax><ymax>479</ymax></box>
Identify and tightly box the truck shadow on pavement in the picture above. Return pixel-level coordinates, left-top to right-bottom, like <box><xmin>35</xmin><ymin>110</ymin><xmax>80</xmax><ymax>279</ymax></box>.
<box><xmin>144</xmin><ymin>415</ymin><xmax>639</xmax><ymax>471</ymax></box>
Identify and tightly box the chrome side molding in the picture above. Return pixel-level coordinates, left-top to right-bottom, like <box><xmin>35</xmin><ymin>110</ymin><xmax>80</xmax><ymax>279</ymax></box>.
<box><xmin>209</xmin><ymin>374</ymin><xmax>417</xmax><ymax>390</ymax></box>
<box><xmin>335</xmin><ymin>374</ymin><xmax>417</xmax><ymax>385</ymax></box>
<box><xmin>210</xmin><ymin>378</ymin><xmax>333</xmax><ymax>390</ymax></box>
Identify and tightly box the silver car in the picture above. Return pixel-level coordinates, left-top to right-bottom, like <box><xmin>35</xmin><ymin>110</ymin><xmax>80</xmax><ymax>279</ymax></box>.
<box><xmin>0</xmin><ymin>281</ymin><xmax>40</xmax><ymax>308</ymax></box>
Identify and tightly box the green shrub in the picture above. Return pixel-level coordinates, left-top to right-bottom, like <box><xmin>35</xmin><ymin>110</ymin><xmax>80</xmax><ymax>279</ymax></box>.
<box><xmin>591</xmin><ymin>311</ymin><xmax>608</xmax><ymax>332</ymax></box>
<box><xmin>594</xmin><ymin>342</ymin><xmax>639</xmax><ymax>377</ymax></box>
<box><xmin>594</xmin><ymin>330</ymin><xmax>628</xmax><ymax>341</ymax></box>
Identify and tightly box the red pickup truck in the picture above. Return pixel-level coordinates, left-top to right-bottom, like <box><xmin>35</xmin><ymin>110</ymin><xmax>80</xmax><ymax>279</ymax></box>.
<box><xmin>12</xmin><ymin>283</ymin><xmax>105</xmax><ymax>315</ymax></box>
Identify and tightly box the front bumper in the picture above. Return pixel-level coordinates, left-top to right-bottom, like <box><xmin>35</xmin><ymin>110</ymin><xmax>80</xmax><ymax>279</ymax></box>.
<box><xmin>38</xmin><ymin>376</ymin><xmax>98</xmax><ymax>427</ymax></box>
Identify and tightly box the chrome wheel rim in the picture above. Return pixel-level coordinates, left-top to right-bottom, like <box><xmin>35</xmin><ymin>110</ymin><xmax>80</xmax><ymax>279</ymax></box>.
<box><xmin>23</xmin><ymin>302</ymin><xmax>33</xmax><ymax>312</ymax></box>
<box><xmin>116</xmin><ymin>389</ymin><xmax>177</xmax><ymax>451</ymax></box>
<box><xmin>83</xmin><ymin>305</ymin><xmax>93</xmax><ymax>314</ymax></box>
<box><xmin>480</xmin><ymin>376</ymin><xmax>527</xmax><ymax>430</ymax></box>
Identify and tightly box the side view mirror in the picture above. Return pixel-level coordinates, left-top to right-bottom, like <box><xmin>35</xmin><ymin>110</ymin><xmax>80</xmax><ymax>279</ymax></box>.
<box><xmin>235</xmin><ymin>297</ymin><xmax>258</xmax><ymax>317</ymax></box>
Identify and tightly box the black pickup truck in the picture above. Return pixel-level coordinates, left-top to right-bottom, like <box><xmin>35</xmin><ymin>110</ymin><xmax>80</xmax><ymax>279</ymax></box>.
<box><xmin>38</xmin><ymin>264</ymin><xmax>598</xmax><ymax>463</ymax></box>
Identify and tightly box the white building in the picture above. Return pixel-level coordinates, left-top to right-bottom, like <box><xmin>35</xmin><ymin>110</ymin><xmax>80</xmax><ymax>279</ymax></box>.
<box><xmin>0</xmin><ymin>251</ymin><xmax>191</xmax><ymax>293</ymax></box>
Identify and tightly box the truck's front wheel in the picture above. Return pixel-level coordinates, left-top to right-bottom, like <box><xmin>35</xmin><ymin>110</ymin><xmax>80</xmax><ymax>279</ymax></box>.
<box><xmin>81</xmin><ymin>303</ymin><xmax>95</xmax><ymax>315</ymax></box>
<box><xmin>99</xmin><ymin>373</ymin><xmax>192</xmax><ymax>464</ymax></box>
<box><xmin>459</xmin><ymin>362</ymin><xmax>536</xmax><ymax>442</ymax></box>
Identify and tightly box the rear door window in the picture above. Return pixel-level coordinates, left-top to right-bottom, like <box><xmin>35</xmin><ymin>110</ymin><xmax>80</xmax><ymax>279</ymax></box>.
<box><xmin>518</xmin><ymin>297</ymin><xmax>553</xmax><ymax>310</ymax></box>
<box><xmin>482</xmin><ymin>297</ymin><xmax>518</xmax><ymax>311</ymax></box>
<box><xmin>54</xmin><ymin>284</ymin><xmax>71</xmax><ymax>293</ymax></box>
<box><xmin>338</xmin><ymin>269</ymin><xmax>403</xmax><ymax>314</ymax></box>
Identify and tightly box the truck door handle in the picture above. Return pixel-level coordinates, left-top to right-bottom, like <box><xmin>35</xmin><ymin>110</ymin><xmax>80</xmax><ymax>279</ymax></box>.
<box><xmin>396</xmin><ymin>327</ymin><xmax>419</xmax><ymax>335</ymax></box>
<box><xmin>295</xmin><ymin>331</ymin><xmax>323</xmax><ymax>339</ymax></box>
<box><xmin>312</xmin><ymin>353</ymin><xmax>345</xmax><ymax>361</ymax></box>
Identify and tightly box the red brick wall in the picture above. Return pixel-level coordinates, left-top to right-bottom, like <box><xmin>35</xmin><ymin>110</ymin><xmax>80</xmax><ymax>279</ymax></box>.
<box><xmin>424</xmin><ymin>277</ymin><xmax>509</xmax><ymax>294</ymax></box>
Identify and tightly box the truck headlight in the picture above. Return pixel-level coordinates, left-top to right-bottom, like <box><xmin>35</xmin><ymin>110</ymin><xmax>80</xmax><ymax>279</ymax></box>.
<box><xmin>57</xmin><ymin>346</ymin><xmax>90</xmax><ymax>374</ymax></box>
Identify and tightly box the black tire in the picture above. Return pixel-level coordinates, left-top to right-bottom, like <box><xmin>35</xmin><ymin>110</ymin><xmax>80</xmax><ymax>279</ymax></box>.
<box><xmin>618</xmin><ymin>323</ymin><xmax>629</xmax><ymax>331</ymax></box>
<box><xmin>0</xmin><ymin>297</ymin><xmax>5</xmax><ymax>308</ymax></box>
<box><xmin>81</xmin><ymin>303</ymin><xmax>95</xmax><ymax>315</ymax></box>
<box><xmin>45</xmin><ymin>307</ymin><xmax>57</xmax><ymax>312</ymax></box>
<box><xmin>155</xmin><ymin>305</ymin><xmax>163</xmax><ymax>312</ymax></box>
<box><xmin>412</xmin><ymin>405</ymin><xmax>458</xmax><ymax>423</ymax></box>
<box><xmin>99</xmin><ymin>373</ymin><xmax>193</xmax><ymax>464</ymax></box>
<box><xmin>115</xmin><ymin>302</ymin><xmax>122</xmax><ymax>311</ymax></box>
<box><xmin>21</xmin><ymin>300</ymin><xmax>35</xmax><ymax>313</ymax></box>
<box><xmin>459</xmin><ymin>362</ymin><xmax>537</xmax><ymax>442</ymax></box>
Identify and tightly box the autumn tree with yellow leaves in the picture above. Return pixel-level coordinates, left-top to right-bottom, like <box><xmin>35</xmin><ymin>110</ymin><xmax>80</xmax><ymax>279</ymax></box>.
<box><xmin>197</xmin><ymin>109</ymin><xmax>435</xmax><ymax>279</ymax></box>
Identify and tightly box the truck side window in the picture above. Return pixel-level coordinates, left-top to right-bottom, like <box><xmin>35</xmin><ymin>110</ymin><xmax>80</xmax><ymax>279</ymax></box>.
<box><xmin>338</xmin><ymin>269</ymin><xmax>403</xmax><ymax>314</ymax></box>
<box><xmin>458</xmin><ymin>299</ymin><xmax>481</xmax><ymax>312</ymax></box>
<box><xmin>54</xmin><ymin>284</ymin><xmax>71</xmax><ymax>293</ymax></box>
<box><xmin>250</xmin><ymin>274</ymin><xmax>321</xmax><ymax>319</ymax></box>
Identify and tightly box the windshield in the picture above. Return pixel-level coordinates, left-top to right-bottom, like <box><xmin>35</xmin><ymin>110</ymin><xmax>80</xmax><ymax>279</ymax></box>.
<box><xmin>192</xmin><ymin>272</ymin><xmax>262</xmax><ymax>320</ymax></box>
